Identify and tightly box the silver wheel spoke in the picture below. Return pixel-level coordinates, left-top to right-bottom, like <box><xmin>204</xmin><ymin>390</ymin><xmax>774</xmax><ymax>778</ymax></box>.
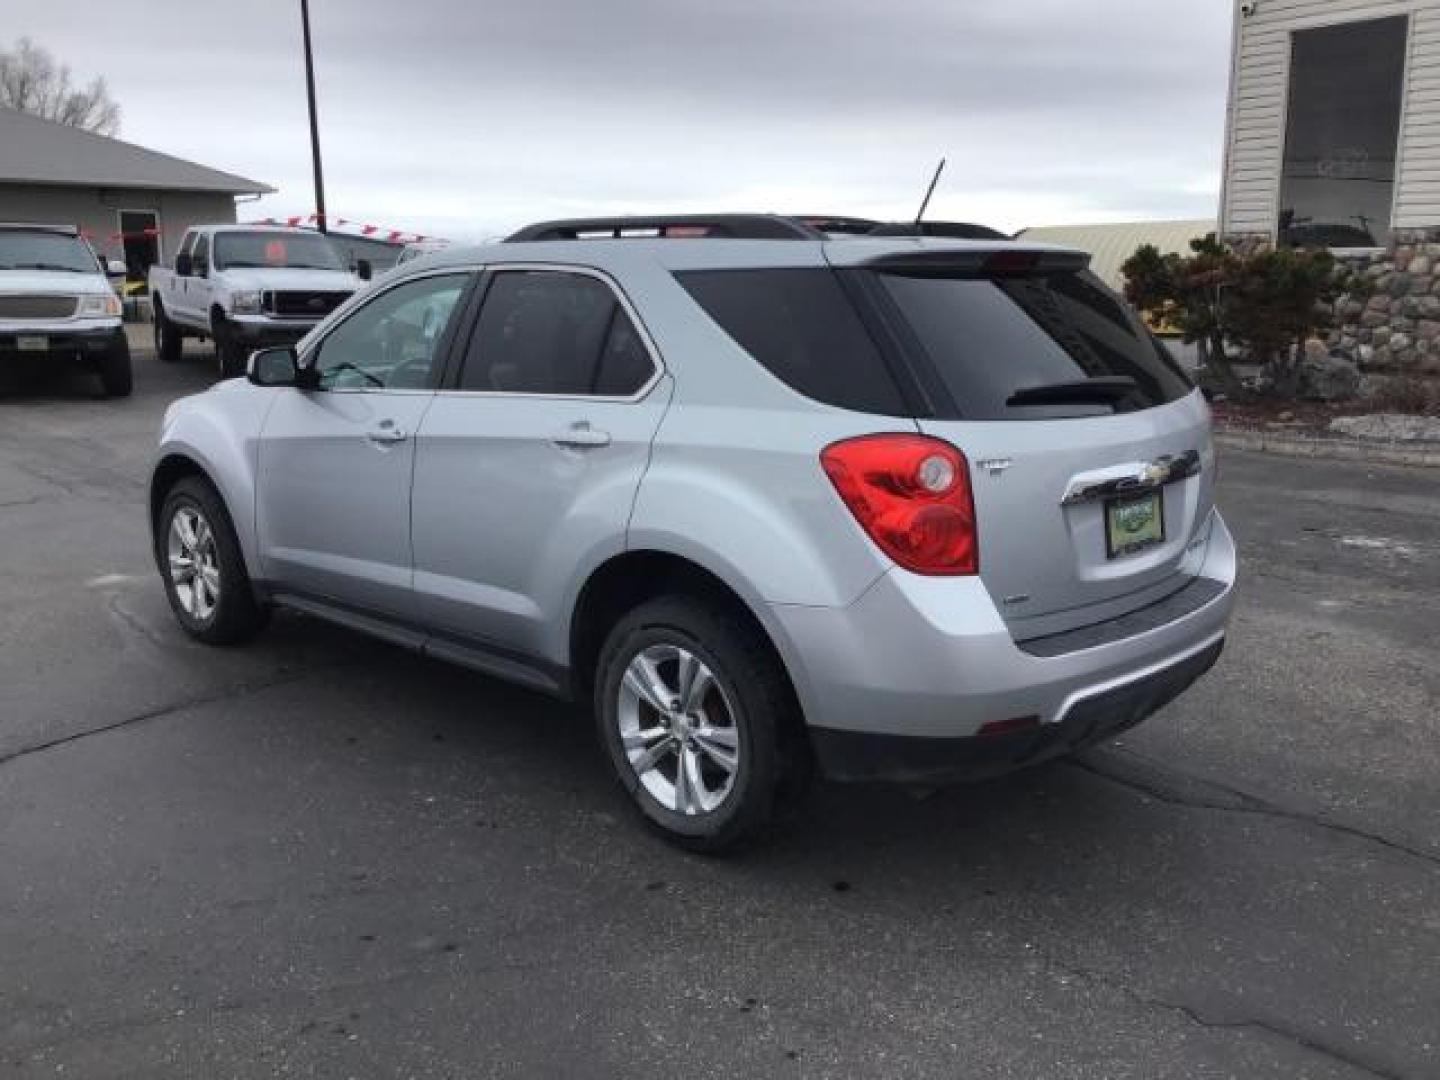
<box><xmin>174</xmin><ymin>513</ymin><xmax>198</xmax><ymax>550</ymax></box>
<box><xmin>680</xmin><ymin>662</ymin><xmax>715</xmax><ymax>714</ymax></box>
<box><xmin>693</xmin><ymin>727</ymin><xmax>738</xmax><ymax>773</ymax></box>
<box><xmin>200</xmin><ymin>565</ymin><xmax>221</xmax><ymax>595</ymax></box>
<box><xmin>623</xmin><ymin>654</ymin><xmax>672</xmax><ymax>715</ymax></box>
<box><xmin>622</xmin><ymin>726</ymin><xmax>670</xmax><ymax>751</ymax></box>
<box><xmin>631</xmin><ymin>736</ymin><xmax>675</xmax><ymax>776</ymax></box>
<box><xmin>673</xmin><ymin>746</ymin><xmax>693</xmax><ymax>813</ymax></box>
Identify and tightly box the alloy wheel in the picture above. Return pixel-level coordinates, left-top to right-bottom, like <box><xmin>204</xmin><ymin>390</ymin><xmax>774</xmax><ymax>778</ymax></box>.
<box><xmin>617</xmin><ymin>643</ymin><xmax>740</xmax><ymax>816</ymax></box>
<box><xmin>166</xmin><ymin>505</ymin><xmax>221</xmax><ymax>620</ymax></box>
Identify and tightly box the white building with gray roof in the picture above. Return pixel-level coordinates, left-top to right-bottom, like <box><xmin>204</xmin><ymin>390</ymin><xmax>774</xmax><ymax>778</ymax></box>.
<box><xmin>0</xmin><ymin>106</ymin><xmax>272</xmax><ymax>284</ymax></box>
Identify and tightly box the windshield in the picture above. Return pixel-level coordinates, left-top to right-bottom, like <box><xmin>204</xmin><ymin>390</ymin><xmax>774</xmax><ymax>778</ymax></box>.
<box><xmin>213</xmin><ymin>231</ymin><xmax>345</xmax><ymax>272</ymax></box>
<box><xmin>0</xmin><ymin>230</ymin><xmax>99</xmax><ymax>273</ymax></box>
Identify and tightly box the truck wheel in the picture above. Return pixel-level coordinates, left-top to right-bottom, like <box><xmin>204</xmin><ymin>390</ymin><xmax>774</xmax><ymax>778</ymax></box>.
<box><xmin>98</xmin><ymin>336</ymin><xmax>133</xmax><ymax>398</ymax></box>
<box><xmin>594</xmin><ymin>596</ymin><xmax>796</xmax><ymax>852</ymax></box>
<box><xmin>212</xmin><ymin>314</ymin><xmax>247</xmax><ymax>379</ymax></box>
<box><xmin>153</xmin><ymin>301</ymin><xmax>183</xmax><ymax>363</ymax></box>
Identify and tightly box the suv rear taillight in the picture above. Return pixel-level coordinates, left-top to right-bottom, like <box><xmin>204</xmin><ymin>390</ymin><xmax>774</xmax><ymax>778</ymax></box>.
<box><xmin>820</xmin><ymin>434</ymin><xmax>978</xmax><ymax>575</ymax></box>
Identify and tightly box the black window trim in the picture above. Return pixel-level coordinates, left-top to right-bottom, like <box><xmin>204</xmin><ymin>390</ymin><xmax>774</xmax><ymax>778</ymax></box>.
<box><xmin>297</xmin><ymin>267</ymin><xmax>481</xmax><ymax>394</ymax></box>
<box><xmin>440</xmin><ymin>262</ymin><xmax>666</xmax><ymax>402</ymax></box>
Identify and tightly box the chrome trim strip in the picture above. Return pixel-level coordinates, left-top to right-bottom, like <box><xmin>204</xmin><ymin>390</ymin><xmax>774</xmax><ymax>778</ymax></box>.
<box><xmin>1060</xmin><ymin>449</ymin><xmax>1201</xmax><ymax>507</ymax></box>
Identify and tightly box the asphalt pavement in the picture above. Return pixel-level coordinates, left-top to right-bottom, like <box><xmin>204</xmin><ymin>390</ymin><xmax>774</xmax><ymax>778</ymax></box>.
<box><xmin>1</xmin><ymin>333</ymin><xmax>1437</xmax><ymax>1079</ymax></box>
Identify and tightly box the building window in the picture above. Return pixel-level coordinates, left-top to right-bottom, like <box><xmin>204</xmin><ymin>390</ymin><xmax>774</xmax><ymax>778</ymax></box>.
<box><xmin>1279</xmin><ymin>15</ymin><xmax>1408</xmax><ymax>249</ymax></box>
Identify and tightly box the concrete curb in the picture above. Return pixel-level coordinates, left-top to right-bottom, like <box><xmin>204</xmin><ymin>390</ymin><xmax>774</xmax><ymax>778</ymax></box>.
<box><xmin>1214</xmin><ymin>427</ymin><xmax>1440</xmax><ymax>468</ymax></box>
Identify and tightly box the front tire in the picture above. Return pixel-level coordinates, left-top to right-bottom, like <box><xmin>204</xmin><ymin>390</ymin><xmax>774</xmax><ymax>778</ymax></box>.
<box><xmin>212</xmin><ymin>313</ymin><xmax>247</xmax><ymax>379</ymax></box>
<box><xmin>153</xmin><ymin>300</ymin><xmax>183</xmax><ymax>363</ymax></box>
<box><xmin>98</xmin><ymin>337</ymin><xmax>132</xmax><ymax>397</ymax></box>
<box><xmin>595</xmin><ymin>597</ymin><xmax>794</xmax><ymax>852</ymax></box>
<box><xmin>158</xmin><ymin>477</ymin><xmax>267</xmax><ymax>645</ymax></box>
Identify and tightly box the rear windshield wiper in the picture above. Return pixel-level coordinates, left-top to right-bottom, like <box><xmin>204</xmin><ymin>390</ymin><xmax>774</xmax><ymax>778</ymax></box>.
<box><xmin>1006</xmin><ymin>376</ymin><xmax>1138</xmax><ymax>408</ymax></box>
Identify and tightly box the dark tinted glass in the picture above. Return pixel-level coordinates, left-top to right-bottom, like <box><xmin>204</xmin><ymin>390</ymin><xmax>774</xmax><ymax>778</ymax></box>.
<box><xmin>461</xmin><ymin>270</ymin><xmax>653</xmax><ymax>395</ymax></box>
<box><xmin>677</xmin><ymin>268</ymin><xmax>907</xmax><ymax>415</ymax></box>
<box><xmin>878</xmin><ymin>270</ymin><xmax>1191</xmax><ymax>420</ymax></box>
<box><xmin>1280</xmin><ymin>16</ymin><xmax>1406</xmax><ymax>248</ymax></box>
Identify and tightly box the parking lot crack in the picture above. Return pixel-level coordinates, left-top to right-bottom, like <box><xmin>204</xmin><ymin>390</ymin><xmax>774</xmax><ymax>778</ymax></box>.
<box><xmin>976</xmin><ymin>951</ymin><xmax>1407</xmax><ymax>1080</ymax></box>
<box><xmin>1068</xmin><ymin>754</ymin><xmax>1438</xmax><ymax>869</ymax></box>
<box><xmin>0</xmin><ymin>664</ymin><xmax>348</xmax><ymax>769</ymax></box>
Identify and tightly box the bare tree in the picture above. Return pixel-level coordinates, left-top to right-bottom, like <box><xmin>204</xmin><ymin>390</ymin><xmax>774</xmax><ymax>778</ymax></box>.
<box><xmin>0</xmin><ymin>38</ymin><xmax>120</xmax><ymax>136</ymax></box>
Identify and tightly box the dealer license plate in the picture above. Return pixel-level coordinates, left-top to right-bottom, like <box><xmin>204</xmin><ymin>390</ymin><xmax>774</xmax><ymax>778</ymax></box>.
<box><xmin>16</xmin><ymin>335</ymin><xmax>48</xmax><ymax>352</ymax></box>
<box><xmin>1106</xmin><ymin>491</ymin><xmax>1165</xmax><ymax>558</ymax></box>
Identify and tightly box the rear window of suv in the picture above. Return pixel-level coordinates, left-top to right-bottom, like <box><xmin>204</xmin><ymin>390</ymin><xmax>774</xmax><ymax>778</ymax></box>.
<box><xmin>676</xmin><ymin>268</ymin><xmax>909</xmax><ymax>415</ymax></box>
<box><xmin>877</xmin><ymin>269</ymin><xmax>1192</xmax><ymax>419</ymax></box>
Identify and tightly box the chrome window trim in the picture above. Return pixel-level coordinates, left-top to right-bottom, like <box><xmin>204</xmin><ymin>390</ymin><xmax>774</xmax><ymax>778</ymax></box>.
<box><xmin>297</xmin><ymin>266</ymin><xmax>475</xmax><ymax>394</ymax></box>
<box><xmin>439</xmin><ymin>261</ymin><xmax>666</xmax><ymax>404</ymax></box>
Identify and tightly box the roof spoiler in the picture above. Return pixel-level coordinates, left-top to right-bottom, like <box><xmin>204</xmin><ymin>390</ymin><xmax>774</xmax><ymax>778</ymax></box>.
<box><xmin>507</xmin><ymin>214</ymin><xmax>825</xmax><ymax>242</ymax></box>
<box><xmin>867</xmin><ymin>221</ymin><xmax>1013</xmax><ymax>241</ymax></box>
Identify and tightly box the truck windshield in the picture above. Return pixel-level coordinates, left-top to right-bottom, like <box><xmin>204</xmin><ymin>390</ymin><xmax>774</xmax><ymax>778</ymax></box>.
<box><xmin>0</xmin><ymin>230</ymin><xmax>98</xmax><ymax>273</ymax></box>
<box><xmin>213</xmin><ymin>231</ymin><xmax>345</xmax><ymax>272</ymax></box>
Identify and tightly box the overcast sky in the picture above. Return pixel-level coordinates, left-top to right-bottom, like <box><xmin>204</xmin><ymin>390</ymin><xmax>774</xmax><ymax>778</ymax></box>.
<box><xmin>11</xmin><ymin>0</ymin><xmax>1233</xmax><ymax>241</ymax></box>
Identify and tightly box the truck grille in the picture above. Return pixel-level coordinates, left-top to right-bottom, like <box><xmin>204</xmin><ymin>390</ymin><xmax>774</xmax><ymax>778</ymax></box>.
<box><xmin>0</xmin><ymin>295</ymin><xmax>77</xmax><ymax>319</ymax></box>
<box><xmin>262</xmin><ymin>290</ymin><xmax>352</xmax><ymax>318</ymax></box>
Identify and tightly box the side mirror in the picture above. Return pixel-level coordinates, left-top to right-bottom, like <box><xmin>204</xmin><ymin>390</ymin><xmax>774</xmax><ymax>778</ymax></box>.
<box><xmin>106</xmin><ymin>258</ymin><xmax>128</xmax><ymax>278</ymax></box>
<box><xmin>355</xmin><ymin>258</ymin><xmax>373</xmax><ymax>282</ymax></box>
<box><xmin>175</xmin><ymin>253</ymin><xmax>193</xmax><ymax>277</ymax></box>
<box><xmin>247</xmin><ymin>345</ymin><xmax>315</xmax><ymax>388</ymax></box>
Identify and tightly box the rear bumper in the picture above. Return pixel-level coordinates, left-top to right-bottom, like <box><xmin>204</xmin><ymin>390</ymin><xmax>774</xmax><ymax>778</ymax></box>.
<box><xmin>771</xmin><ymin>510</ymin><xmax>1237</xmax><ymax>782</ymax></box>
<box><xmin>0</xmin><ymin>322</ymin><xmax>125</xmax><ymax>362</ymax></box>
<box><xmin>811</xmin><ymin>637</ymin><xmax>1223</xmax><ymax>783</ymax></box>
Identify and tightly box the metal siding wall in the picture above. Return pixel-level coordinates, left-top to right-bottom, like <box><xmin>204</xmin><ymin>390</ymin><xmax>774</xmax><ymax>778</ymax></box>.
<box><xmin>1222</xmin><ymin>0</ymin><xmax>1440</xmax><ymax>237</ymax></box>
<box><xmin>0</xmin><ymin>185</ymin><xmax>237</xmax><ymax>262</ymax></box>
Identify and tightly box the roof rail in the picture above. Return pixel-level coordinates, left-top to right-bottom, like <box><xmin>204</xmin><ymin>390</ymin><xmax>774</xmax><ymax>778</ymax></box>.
<box><xmin>505</xmin><ymin>214</ymin><xmax>825</xmax><ymax>242</ymax></box>
<box><xmin>793</xmin><ymin>215</ymin><xmax>882</xmax><ymax>236</ymax></box>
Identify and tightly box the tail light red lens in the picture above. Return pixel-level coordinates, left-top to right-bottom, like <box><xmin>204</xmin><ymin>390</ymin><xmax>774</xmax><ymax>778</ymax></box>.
<box><xmin>820</xmin><ymin>434</ymin><xmax>978</xmax><ymax>575</ymax></box>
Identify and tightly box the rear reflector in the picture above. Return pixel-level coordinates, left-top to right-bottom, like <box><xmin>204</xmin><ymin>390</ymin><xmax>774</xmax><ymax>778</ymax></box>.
<box><xmin>820</xmin><ymin>433</ymin><xmax>978</xmax><ymax>575</ymax></box>
<box><xmin>977</xmin><ymin>716</ymin><xmax>1040</xmax><ymax>738</ymax></box>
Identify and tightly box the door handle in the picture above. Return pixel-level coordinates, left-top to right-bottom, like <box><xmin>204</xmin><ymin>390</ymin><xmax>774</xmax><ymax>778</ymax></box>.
<box><xmin>551</xmin><ymin>422</ymin><xmax>611</xmax><ymax>449</ymax></box>
<box><xmin>367</xmin><ymin>421</ymin><xmax>409</xmax><ymax>445</ymax></box>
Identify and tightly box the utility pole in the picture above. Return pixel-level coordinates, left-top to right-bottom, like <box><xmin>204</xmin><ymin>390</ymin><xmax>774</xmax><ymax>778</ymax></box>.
<box><xmin>300</xmin><ymin>0</ymin><xmax>328</xmax><ymax>233</ymax></box>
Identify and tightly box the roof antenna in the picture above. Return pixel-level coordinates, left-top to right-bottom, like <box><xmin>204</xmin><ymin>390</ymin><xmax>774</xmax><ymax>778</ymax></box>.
<box><xmin>913</xmin><ymin>157</ymin><xmax>946</xmax><ymax>235</ymax></box>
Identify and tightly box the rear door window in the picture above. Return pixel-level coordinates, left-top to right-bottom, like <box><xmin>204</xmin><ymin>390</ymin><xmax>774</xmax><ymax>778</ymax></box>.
<box><xmin>458</xmin><ymin>270</ymin><xmax>655</xmax><ymax>396</ymax></box>
<box><xmin>676</xmin><ymin>268</ymin><xmax>908</xmax><ymax>415</ymax></box>
<box><xmin>878</xmin><ymin>270</ymin><xmax>1192</xmax><ymax>419</ymax></box>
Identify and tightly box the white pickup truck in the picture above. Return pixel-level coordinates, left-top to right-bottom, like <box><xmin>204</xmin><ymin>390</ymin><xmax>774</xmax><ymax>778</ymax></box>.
<box><xmin>0</xmin><ymin>222</ymin><xmax>131</xmax><ymax>397</ymax></box>
<box><xmin>149</xmin><ymin>224</ymin><xmax>370</xmax><ymax>377</ymax></box>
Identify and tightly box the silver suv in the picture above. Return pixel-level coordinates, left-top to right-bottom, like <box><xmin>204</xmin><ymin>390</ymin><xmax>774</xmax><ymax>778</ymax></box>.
<box><xmin>150</xmin><ymin>214</ymin><xmax>1235</xmax><ymax>850</ymax></box>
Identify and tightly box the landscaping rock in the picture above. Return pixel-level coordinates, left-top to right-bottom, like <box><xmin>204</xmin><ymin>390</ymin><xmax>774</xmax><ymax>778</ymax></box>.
<box><xmin>1413</xmin><ymin>255</ymin><xmax>1434</xmax><ymax>276</ymax></box>
<box><xmin>1329</xmin><ymin>413</ymin><xmax>1440</xmax><ymax>442</ymax></box>
<box><xmin>1418</xmin><ymin>319</ymin><xmax>1440</xmax><ymax>341</ymax></box>
<box><xmin>1389</xmin><ymin>273</ymin><xmax>1413</xmax><ymax>298</ymax></box>
<box><xmin>1366</xmin><ymin>294</ymin><xmax>1392</xmax><ymax>313</ymax></box>
<box><xmin>1298</xmin><ymin>351</ymin><xmax>1361</xmax><ymax>401</ymax></box>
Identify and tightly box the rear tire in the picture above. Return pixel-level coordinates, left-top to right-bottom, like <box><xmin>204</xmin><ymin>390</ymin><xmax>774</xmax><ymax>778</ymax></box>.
<box><xmin>153</xmin><ymin>300</ymin><xmax>183</xmax><ymax>363</ymax></box>
<box><xmin>157</xmin><ymin>477</ymin><xmax>268</xmax><ymax>646</ymax></box>
<box><xmin>212</xmin><ymin>313</ymin><xmax>247</xmax><ymax>379</ymax></box>
<box><xmin>595</xmin><ymin>596</ymin><xmax>795</xmax><ymax>852</ymax></box>
<box><xmin>98</xmin><ymin>337</ymin><xmax>133</xmax><ymax>398</ymax></box>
